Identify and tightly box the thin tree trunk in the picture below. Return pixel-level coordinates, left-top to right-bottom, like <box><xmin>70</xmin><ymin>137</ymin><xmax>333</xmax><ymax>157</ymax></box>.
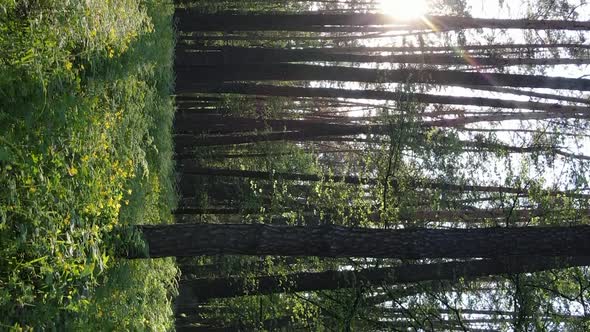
<box><xmin>174</xmin><ymin>149</ymin><xmax>354</xmax><ymax>161</ymax></box>
<box><xmin>378</xmin><ymin>308</ymin><xmax>520</xmax><ymax>317</ymax></box>
<box><xmin>409</xmin><ymin>208</ymin><xmax>590</xmax><ymax>221</ymax></box>
<box><xmin>179</xmin><ymin>264</ymin><xmax>222</xmax><ymax>278</ymax></box>
<box><xmin>176</xmin><ymin>47</ymin><xmax>590</xmax><ymax>67</ymax></box>
<box><xmin>177</xmin><ymin>32</ymin><xmax>394</xmax><ymax>42</ymax></box>
<box><xmin>175</xmin><ymin>64</ymin><xmax>590</xmax><ymax>91</ymax></box>
<box><xmin>461</xmin><ymin>140</ymin><xmax>590</xmax><ymax>161</ymax></box>
<box><xmin>178</xmin><ymin>256</ymin><xmax>590</xmax><ymax>301</ymax></box>
<box><xmin>179</xmin><ymin>167</ymin><xmax>590</xmax><ymax>199</ymax></box>
<box><xmin>465</xmin><ymin>85</ymin><xmax>590</xmax><ymax>105</ymax></box>
<box><xmin>187</xmin><ymin>44</ymin><xmax>590</xmax><ymax>53</ymax></box>
<box><xmin>173</xmin><ymin>113</ymin><xmax>588</xmax><ymax>135</ymax></box>
<box><xmin>178</xmin><ymin>83</ymin><xmax>590</xmax><ymax>114</ymax></box>
<box><xmin>172</xmin><ymin>116</ymin><xmax>393</xmax><ymax>146</ymax></box>
<box><xmin>457</xmin><ymin>127</ymin><xmax>590</xmax><ymax>138</ymax></box>
<box><xmin>173</xmin><ymin>207</ymin><xmax>590</xmax><ymax>224</ymax></box>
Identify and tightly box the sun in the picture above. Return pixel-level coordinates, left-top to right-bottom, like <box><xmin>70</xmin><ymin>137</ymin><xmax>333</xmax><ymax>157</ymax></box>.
<box><xmin>379</xmin><ymin>0</ymin><xmax>428</xmax><ymax>19</ymax></box>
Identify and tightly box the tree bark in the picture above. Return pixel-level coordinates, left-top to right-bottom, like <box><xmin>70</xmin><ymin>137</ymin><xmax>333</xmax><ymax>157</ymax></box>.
<box><xmin>130</xmin><ymin>223</ymin><xmax>590</xmax><ymax>259</ymax></box>
<box><xmin>178</xmin><ymin>256</ymin><xmax>590</xmax><ymax>301</ymax></box>
<box><xmin>186</xmin><ymin>44</ymin><xmax>590</xmax><ymax>53</ymax></box>
<box><xmin>462</xmin><ymin>140</ymin><xmax>590</xmax><ymax>161</ymax></box>
<box><xmin>177</xmin><ymin>83</ymin><xmax>590</xmax><ymax>114</ymax></box>
<box><xmin>176</xmin><ymin>47</ymin><xmax>590</xmax><ymax>67</ymax></box>
<box><xmin>175</xmin><ymin>64</ymin><xmax>590</xmax><ymax>91</ymax></box>
<box><xmin>179</xmin><ymin>167</ymin><xmax>590</xmax><ymax>199</ymax></box>
<box><xmin>172</xmin><ymin>112</ymin><xmax>588</xmax><ymax>136</ymax></box>
<box><xmin>174</xmin><ymin>12</ymin><xmax>590</xmax><ymax>32</ymax></box>
<box><xmin>463</xmin><ymin>85</ymin><xmax>590</xmax><ymax>105</ymax></box>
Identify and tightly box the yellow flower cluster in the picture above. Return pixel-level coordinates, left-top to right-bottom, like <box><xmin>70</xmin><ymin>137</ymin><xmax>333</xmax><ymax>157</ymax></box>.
<box><xmin>77</xmin><ymin>107</ymin><xmax>136</xmax><ymax>234</ymax></box>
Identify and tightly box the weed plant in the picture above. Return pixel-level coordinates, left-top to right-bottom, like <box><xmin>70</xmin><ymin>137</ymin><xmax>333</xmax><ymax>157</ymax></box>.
<box><xmin>0</xmin><ymin>1</ymin><xmax>178</xmax><ymax>330</ymax></box>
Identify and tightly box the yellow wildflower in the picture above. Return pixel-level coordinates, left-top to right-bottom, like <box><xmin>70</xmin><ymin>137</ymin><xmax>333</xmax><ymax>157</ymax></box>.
<box><xmin>67</xmin><ymin>167</ymin><xmax>78</xmax><ymax>176</ymax></box>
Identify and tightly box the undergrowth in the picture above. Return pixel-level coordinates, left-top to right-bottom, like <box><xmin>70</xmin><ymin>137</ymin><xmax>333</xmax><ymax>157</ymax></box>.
<box><xmin>0</xmin><ymin>0</ymin><xmax>178</xmax><ymax>330</ymax></box>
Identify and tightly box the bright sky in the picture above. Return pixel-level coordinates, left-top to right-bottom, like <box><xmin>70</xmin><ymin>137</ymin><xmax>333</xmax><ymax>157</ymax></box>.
<box><xmin>378</xmin><ymin>0</ymin><xmax>428</xmax><ymax>19</ymax></box>
<box><xmin>378</xmin><ymin>0</ymin><xmax>590</xmax><ymax>19</ymax></box>
<box><xmin>368</xmin><ymin>0</ymin><xmax>590</xmax><ymax>190</ymax></box>
<box><xmin>468</xmin><ymin>0</ymin><xmax>590</xmax><ymax>19</ymax></box>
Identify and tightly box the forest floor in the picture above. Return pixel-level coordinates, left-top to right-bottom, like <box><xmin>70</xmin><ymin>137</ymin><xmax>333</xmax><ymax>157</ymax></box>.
<box><xmin>0</xmin><ymin>1</ymin><xmax>178</xmax><ymax>330</ymax></box>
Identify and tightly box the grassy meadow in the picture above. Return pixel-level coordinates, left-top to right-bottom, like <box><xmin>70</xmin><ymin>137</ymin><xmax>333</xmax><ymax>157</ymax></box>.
<box><xmin>0</xmin><ymin>0</ymin><xmax>178</xmax><ymax>330</ymax></box>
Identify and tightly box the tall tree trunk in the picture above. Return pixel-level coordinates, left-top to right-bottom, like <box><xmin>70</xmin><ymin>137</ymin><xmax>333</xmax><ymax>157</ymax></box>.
<box><xmin>173</xmin><ymin>207</ymin><xmax>590</xmax><ymax>224</ymax></box>
<box><xmin>175</xmin><ymin>64</ymin><xmax>590</xmax><ymax>91</ymax></box>
<box><xmin>178</xmin><ymin>83</ymin><xmax>590</xmax><ymax>114</ymax></box>
<box><xmin>173</xmin><ymin>114</ymin><xmax>380</xmax><ymax>135</ymax></box>
<box><xmin>174</xmin><ymin>12</ymin><xmax>590</xmax><ymax>32</ymax></box>
<box><xmin>173</xmin><ymin>113</ymin><xmax>588</xmax><ymax>135</ymax></box>
<box><xmin>186</xmin><ymin>44</ymin><xmax>590</xmax><ymax>53</ymax></box>
<box><xmin>129</xmin><ymin>223</ymin><xmax>590</xmax><ymax>258</ymax></box>
<box><xmin>178</xmin><ymin>256</ymin><xmax>590</xmax><ymax>301</ymax></box>
<box><xmin>464</xmin><ymin>85</ymin><xmax>590</xmax><ymax>105</ymax></box>
<box><xmin>176</xmin><ymin>47</ymin><xmax>590</xmax><ymax>67</ymax></box>
<box><xmin>409</xmin><ymin>208</ymin><xmax>590</xmax><ymax>221</ymax></box>
<box><xmin>462</xmin><ymin>140</ymin><xmax>590</xmax><ymax>161</ymax></box>
<box><xmin>172</xmin><ymin>115</ymin><xmax>393</xmax><ymax>146</ymax></box>
<box><xmin>179</xmin><ymin>167</ymin><xmax>590</xmax><ymax>199</ymax></box>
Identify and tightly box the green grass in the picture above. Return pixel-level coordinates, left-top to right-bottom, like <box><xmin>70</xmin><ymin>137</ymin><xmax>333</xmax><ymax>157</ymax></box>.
<box><xmin>0</xmin><ymin>0</ymin><xmax>178</xmax><ymax>330</ymax></box>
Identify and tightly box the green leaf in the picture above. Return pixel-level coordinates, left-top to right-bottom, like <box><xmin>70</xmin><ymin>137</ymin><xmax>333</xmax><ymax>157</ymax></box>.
<box><xmin>0</xmin><ymin>147</ymin><xmax>12</xmax><ymax>162</ymax></box>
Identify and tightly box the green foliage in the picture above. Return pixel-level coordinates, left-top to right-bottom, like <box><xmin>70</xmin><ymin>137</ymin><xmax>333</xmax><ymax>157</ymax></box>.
<box><xmin>0</xmin><ymin>0</ymin><xmax>177</xmax><ymax>330</ymax></box>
